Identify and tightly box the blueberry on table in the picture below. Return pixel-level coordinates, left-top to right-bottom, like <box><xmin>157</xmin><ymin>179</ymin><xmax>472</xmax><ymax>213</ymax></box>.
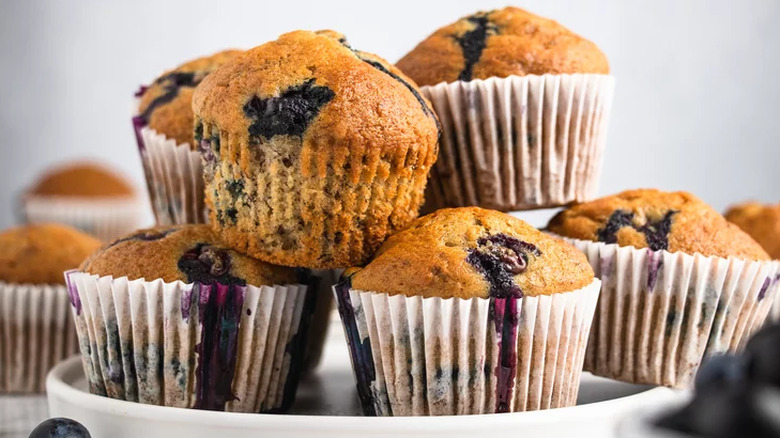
<box><xmin>694</xmin><ymin>354</ymin><xmax>746</xmax><ymax>392</ymax></box>
<box><xmin>655</xmin><ymin>385</ymin><xmax>780</xmax><ymax>438</ymax></box>
<box><xmin>745</xmin><ymin>323</ymin><xmax>780</xmax><ymax>388</ymax></box>
<box><xmin>29</xmin><ymin>418</ymin><xmax>91</xmax><ymax>438</ymax></box>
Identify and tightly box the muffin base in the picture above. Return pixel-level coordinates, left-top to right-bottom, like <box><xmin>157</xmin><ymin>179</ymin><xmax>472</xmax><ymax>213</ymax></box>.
<box><xmin>334</xmin><ymin>278</ymin><xmax>600</xmax><ymax>416</ymax></box>
<box><xmin>421</xmin><ymin>74</ymin><xmax>614</xmax><ymax>212</ymax></box>
<box><xmin>1</xmin><ymin>282</ymin><xmax>79</xmax><ymax>393</ymax></box>
<box><xmin>561</xmin><ymin>236</ymin><xmax>780</xmax><ymax>388</ymax></box>
<box><xmin>66</xmin><ymin>271</ymin><xmax>314</xmax><ymax>412</ymax></box>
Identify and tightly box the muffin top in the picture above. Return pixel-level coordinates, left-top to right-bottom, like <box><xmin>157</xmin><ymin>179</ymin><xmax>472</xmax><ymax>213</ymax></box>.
<box><xmin>348</xmin><ymin>207</ymin><xmax>594</xmax><ymax>299</ymax></box>
<box><xmin>548</xmin><ymin>189</ymin><xmax>770</xmax><ymax>261</ymax></box>
<box><xmin>192</xmin><ymin>30</ymin><xmax>439</xmax><ymax>155</ymax></box>
<box><xmin>81</xmin><ymin>225</ymin><xmax>297</xmax><ymax>286</ymax></box>
<box><xmin>0</xmin><ymin>224</ymin><xmax>101</xmax><ymax>285</ymax></box>
<box><xmin>28</xmin><ymin>162</ymin><xmax>135</xmax><ymax>198</ymax></box>
<box><xmin>725</xmin><ymin>202</ymin><xmax>780</xmax><ymax>260</ymax></box>
<box><xmin>396</xmin><ymin>7</ymin><xmax>610</xmax><ymax>87</ymax></box>
<box><xmin>137</xmin><ymin>49</ymin><xmax>242</xmax><ymax>147</ymax></box>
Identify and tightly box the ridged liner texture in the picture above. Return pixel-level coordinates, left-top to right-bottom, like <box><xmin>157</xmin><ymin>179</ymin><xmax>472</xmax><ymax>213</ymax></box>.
<box><xmin>0</xmin><ymin>282</ymin><xmax>78</xmax><ymax>393</ymax></box>
<box><xmin>334</xmin><ymin>279</ymin><xmax>600</xmax><ymax>416</ymax></box>
<box><xmin>200</xmin><ymin>123</ymin><xmax>437</xmax><ymax>269</ymax></box>
<box><xmin>135</xmin><ymin>126</ymin><xmax>206</xmax><ymax>225</ymax></box>
<box><xmin>421</xmin><ymin>74</ymin><xmax>615</xmax><ymax>212</ymax></box>
<box><xmin>562</xmin><ymin>236</ymin><xmax>780</xmax><ymax>388</ymax></box>
<box><xmin>66</xmin><ymin>271</ymin><xmax>313</xmax><ymax>413</ymax></box>
<box><xmin>23</xmin><ymin>196</ymin><xmax>143</xmax><ymax>242</ymax></box>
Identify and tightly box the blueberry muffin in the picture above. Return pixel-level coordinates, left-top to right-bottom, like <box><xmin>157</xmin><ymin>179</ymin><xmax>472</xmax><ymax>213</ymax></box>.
<box><xmin>0</xmin><ymin>224</ymin><xmax>101</xmax><ymax>393</ymax></box>
<box><xmin>397</xmin><ymin>6</ymin><xmax>609</xmax><ymax>86</ymax></box>
<box><xmin>81</xmin><ymin>225</ymin><xmax>296</xmax><ymax>286</ymax></box>
<box><xmin>337</xmin><ymin>207</ymin><xmax>601</xmax><ymax>415</ymax></box>
<box><xmin>135</xmin><ymin>50</ymin><xmax>242</xmax><ymax>148</ymax></box>
<box><xmin>395</xmin><ymin>7</ymin><xmax>614</xmax><ymax>212</ymax></box>
<box><xmin>192</xmin><ymin>30</ymin><xmax>440</xmax><ymax>269</ymax></box>
<box><xmin>548</xmin><ymin>189</ymin><xmax>770</xmax><ymax>260</ymax></box>
<box><xmin>23</xmin><ymin>162</ymin><xmax>142</xmax><ymax>241</ymax></box>
<box><xmin>69</xmin><ymin>224</ymin><xmax>314</xmax><ymax>412</ymax></box>
<box><xmin>350</xmin><ymin>207</ymin><xmax>593</xmax><ymax>299</ymax></box>
<box><xmin>547</xmin><ymin>189</ymin><xmax>779</xmax><ymax>388</ymax></box>
<box><xmin>725</xmin><ymin>202</ymin><xmax>780</xmax><ymax>260</ymax></box>
<box><xmin>0</xmin><ymin>223</ymin><xmax>101</xmax><ymax>285</ymax></box>
<box><xmin>28</xmin><ymin>162</ymin><xmax>134</xmax><ymax>198</ymax></box>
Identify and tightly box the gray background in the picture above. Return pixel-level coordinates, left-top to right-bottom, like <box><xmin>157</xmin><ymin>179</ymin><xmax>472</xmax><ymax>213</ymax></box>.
<box><xmin>1</xmin><ymin>0</ymin><xmax>778</xmax><ymax>228</ymax></box>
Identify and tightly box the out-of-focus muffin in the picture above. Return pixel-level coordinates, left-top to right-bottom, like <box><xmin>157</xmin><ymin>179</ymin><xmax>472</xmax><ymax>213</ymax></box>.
<box><xmin>725</xmin><ymin>201</ymin><xmax>780</xmax><ymax>259</ymax></box>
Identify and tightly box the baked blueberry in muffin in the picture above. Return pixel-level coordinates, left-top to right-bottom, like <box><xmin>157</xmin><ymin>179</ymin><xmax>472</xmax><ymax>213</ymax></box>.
<box><xmin>193</xmin><ymin>30</ymin><xmax>440</xmax><ymax>269</ymax></box>
<box><xmin>135</xmin><ymin>50</ymin><xmax>241</xmax><ymax>148</ymax></box>
<box><xmin>397</xmin><ymin>6</ymin><xmax>609</xmax><ymax>86</ymax></box>
<box><xmin>548</xmin><ymin>189</ymin><xmax>769</xmax><ymax>260</ymax></box>
<box><xmin>81</xmin><ymin>225</ymin><xmax>296</xmax><ymax>286</ymax></box>
<box><xmin>726</xmin><ymin>202</ymin><xmax>780</xmax><ymax>259</ymax></box>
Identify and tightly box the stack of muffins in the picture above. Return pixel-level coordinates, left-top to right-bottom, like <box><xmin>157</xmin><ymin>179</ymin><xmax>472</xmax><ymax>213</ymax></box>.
<box><xmin>6</xmin><ymin>5</ymin><xmax>778</xmax><ymax>423</ymax></box>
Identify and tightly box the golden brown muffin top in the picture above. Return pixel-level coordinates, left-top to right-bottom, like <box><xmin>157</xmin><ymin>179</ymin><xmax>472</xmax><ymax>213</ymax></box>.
<box><xmin>81</xmin><ymin>225</ymin><xmax>297</xmax><ymax>286</ymax></box>
<box><xmin>725</xmin><ymin>202</ymin><xmax>780</xmax><ymax>260</ymax></box>
<box><xmin>0</xmin><ymin>223</ymin><xmax>101</xmax><ymax>285</ymax></box>
<box><xmin>192</xmin><ymin>30</ymin><xmax>439</xmax><ymax>157</ymax></box>
<box><xmin>396</xmin><ymin>6</ymin><xmax>610</xmax><ymax>86</ymax></box>
<box><xmin>137</xmin><ymin>49</ymin><xmax>242</xmax><ymax>148</ymax></box>
<box><xmin>28</xmin><ymin>162</ymin><xmax>135</xmax><ymax>197</ymax></box>
<box><xmin>349</xmin><ymin>207</ymin><xmax>594</xmax><ymax>299</ymax></box>
<box><xmin>548</xmin><ymin>189</ymin><xmax>770</xmax><ymax>261</ymax></box>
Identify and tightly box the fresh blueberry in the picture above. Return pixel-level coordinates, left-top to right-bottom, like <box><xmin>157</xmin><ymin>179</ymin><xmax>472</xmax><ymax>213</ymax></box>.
<box><xmin>596</xmin><ymin>209</ymin><xmax>677</xmax><ymax>251</ymax></box>
<box><xmin>455</xmin><ymin>12</ymin><xmax>499</xmax><ymax>81</ymax></box>
<box><xmin>695</xmin><ymin>354</ymin><xmax>746</xmax><ymax>392</ymax></box>
<box><xmin>745</xmin><ymin>323</ymin><xmax>780</xmax><ymax>388</ymax></box>
<box><xmin>29</xmin><ymin>418</ymin><xmax>91</xmax><ymax>438</ymax></box>
<box><xmin>655</xmin><ymin>384</ymin><xmax>780</xmax><ymax>438</ymax></box>
<box><xmin>177</xmin><ymin>243</ymin><xmax>245</xmax><ymax>286</ymax></box>
<box><xmin>466</xmin><ymin>233</ymin><xmax>541</xmax><ymax>298</ymax></box>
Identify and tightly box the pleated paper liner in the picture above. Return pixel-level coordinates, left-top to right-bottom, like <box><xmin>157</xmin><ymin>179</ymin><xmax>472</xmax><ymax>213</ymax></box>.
<box><xmin>22</xmin><ymin>196</ymin><xmax>143</xmax><ymax>242</ymax></box>
<box><xmin>0</xmin><ymin>282</ymin><xmax>79</xmax><ymax>393</ymax></box>
<box><xmin>65</xmin><ymin>271</ymin><xmax>314</xmax><ymax>413</ymax></box>
<box><xmin>561</xmin><ymin>237</ymin><xmax>780</xmax><ymax>388</ymax></box>
<box><xmin>421</xmin><ymin>74</ymin><xmax>615</xmax><ymax>212</ymax></box>
<box><xmin>334</xmin><ymin>278</ymin><xmax>601</xmax><ymax>416</ymax></box>
<box><xmin>133</xmin><ymin>124</ymin><xmax>206</xmax><ymax>225</ymax></box>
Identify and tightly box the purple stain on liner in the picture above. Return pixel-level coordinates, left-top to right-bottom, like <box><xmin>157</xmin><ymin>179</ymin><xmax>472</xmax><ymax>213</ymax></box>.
<box><xmin>180</xmin><ymin>286</ymin><xmax>195</xmax><ymax>321</ymax></box>
<box><xmin>646</xmin><ymin>249</ymin><xmax>664</xmax><ymax>291</ymax></box>
<box><xmin>758</xmin><ymin>277</ymin><xmax>771</xmax><ymax>301</ymax></box>
<box><xmin>193</xmin><ymin>283</ymin><xmax>246</xmax><ymax>411</ymax></box>
<box><xmin>492</xmin><ymin>296</ymin><xmax>519</xmax><ymax>413</ymax></box>
<box><xmin>334</xmin><ymin>277</ymin><xmax>377</xmax><ymax>416</ymax></box>
<box><xmin>65</xmin><ymin>270</ymin><xmax>82</xmax><ymax>315</ymax></box>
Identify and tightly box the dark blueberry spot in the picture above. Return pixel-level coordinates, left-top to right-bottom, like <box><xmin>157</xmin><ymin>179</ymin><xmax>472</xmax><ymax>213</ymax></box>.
<box><xmin>225</xmin><ymin>208</ymin><xmax>238</xmax><ymax>224</ymax></box>
<box><xmin>177</xmin><ymin>243</ymin><xmax>245</xmax><ymax>286</ymax></box>
<box><xmin>243</xmin><ymin>78</ymin><xmax>335</xmax><ymax>141</ymax></box>
<box><xmin>138</xmin><ymin>72</ymin><xmax>199</xmax><ymax>123</ymax></box>
<box><xmin>134</xmin><ymin>85</ymin><xmax>149</xmax><ymax>98</ymax></box>
<box><xmin>466</xmin><ymin>233</ymin><xmax>541</xmax><ymax>298</ymax></box>
<box><xmin>200</xmin><ymin>139</ymin><xmax>216</xmax><ymax>164</ymax></box>
<box><xmin>226</xmin><ymin>180</ymin><xmax>244</xmax><ymax>198</ymax></box>
<box><xmin>597</xmin><ymin>210</ymin><xmax>678</xmax><ymax>251</ymax></box>
<box><xmin>194</xmin><ymin>122</ymin><xmax>203</xmax><ymax>142</ymax></box>
<box><xmin>211</xmin><ymin>134</ymin><xmax>220</xmax><ymax>152</ymax></box>
<box><xmin>108</xmin><ymin>227</ymin><xmax>180</xmax><ymax>248</ymax></box>
<box><xmin>29</xmin><ymin>418</ymin><xmax>91</xmax><ymax>438</ymax></box>
<box><xmin>758</xmin><ymin>276</ymin><xmax>772</xmax><ymax>301</ymax></box>
<box><xmin>665</xmin><ymin>307</ymin><xmax>678</xmax><ymax>337</ymax></box>
<box><xmin>246</xmin><ymin>308</ymin><xmax>251</xmax><ymax>316</ymax></box>
<box><xmin>334</xmin><ymin>231</ymin><xmax>344</xmax><ymax>244</ymax></box>
<box><xmin>455</xmin><ymin>12</ymin><xmax>499</xmax><ymax>82</ymax></box>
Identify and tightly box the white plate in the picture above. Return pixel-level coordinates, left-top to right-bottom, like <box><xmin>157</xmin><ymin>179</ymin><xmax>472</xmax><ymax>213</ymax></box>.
<box><xmin>47</xmin><ymin>320</ymin><xmax>678</xmax><ymax>438</ymax></box>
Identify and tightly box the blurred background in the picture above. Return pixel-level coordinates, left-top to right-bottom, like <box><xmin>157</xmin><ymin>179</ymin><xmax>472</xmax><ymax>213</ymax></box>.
<box><xmin>1</xmin><ymin>0</ymin><xmax>779</xmax><ymax>228</ymax></box>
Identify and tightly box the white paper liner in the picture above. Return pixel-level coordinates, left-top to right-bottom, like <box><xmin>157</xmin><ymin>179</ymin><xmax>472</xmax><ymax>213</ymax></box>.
<box><xmin>137</xmin><ymin>127</ymin><xmax>206</xmax><ymax>225</ymax></box>
<box><xmin>66</xmin><ymin>271</ymin><xmax>311</xmax><ymax>413</ymax></box>
<box><xmin>334</xmin><ymin>279</ymin><xmax>600</xmax><ymax>416</ymax></box>
<box><xmin>0</xmin><ymin>282</ymin><xmax>79</xmax><ymax>393</ymax></box>
<box><xmin>23</xmin><ymin>195</ymin><xmax>143</xmax><ymax>242</ymax></box>
<box><xmin>421</xmin><ymin>74</ymin><xmax>615</xmax><ymax>211</ymax></box>
<box><xmin>561</xmin><ymin>236</ymin><xmax>780</xmax><ymax>388</ymax></box>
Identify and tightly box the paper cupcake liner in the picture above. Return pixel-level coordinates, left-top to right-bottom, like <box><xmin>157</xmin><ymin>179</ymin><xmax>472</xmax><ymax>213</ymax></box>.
<box><xmin>23</xmin><ymin>195</ymin><xmax>143</xmax><ymax>242</ymax></box>
<box><xmin>561</xmin><ymin>237</ymin><xmax>780</xmax><ymax>388</ymax></box>
<box><xmin>0</xmin><ymin>282</ymin><xmax>79</xmax><ymax>393</ymax></box>
<box><xmin>134</xmin><ymin>125</ymin><xmax>206</xmax><ymax>225</ymax></box>
<box><xmin>66</xmin><ymin>271</ymin><xmax>314</xmax><ymax>413</ymax></box>
<box><xmin>334</xmin><ymin>278</ymin><xmax>601</xmax><ymax>416</ymax></box>
<box><xmin>301</xmin><ymin>269</ymin><xmax>341</xmax><ymax>373</ymax></box>
<box><xmin>421</xmin><ymin>74</ymin><xmax>615</xmax><ymax>212</ymax></box>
